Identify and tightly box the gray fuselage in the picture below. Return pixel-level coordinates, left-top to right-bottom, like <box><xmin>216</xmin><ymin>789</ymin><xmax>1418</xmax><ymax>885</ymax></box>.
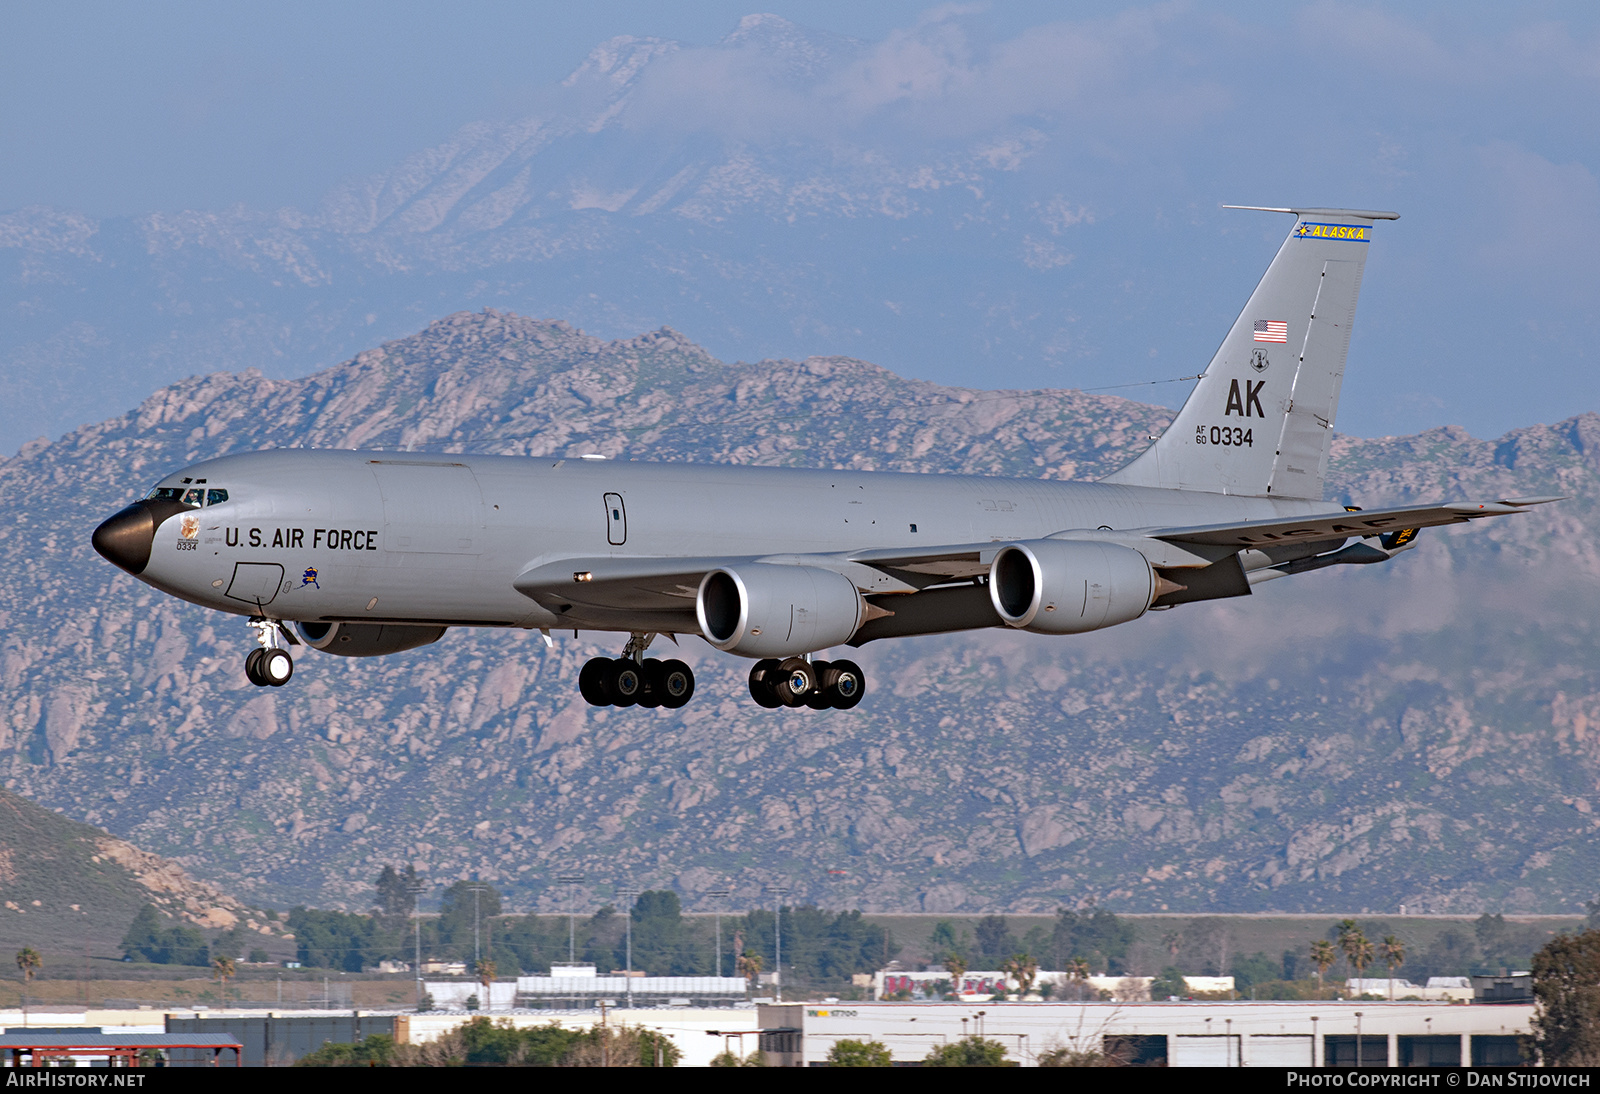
<box><xmin>131</xmin><ymin>448</ymin><xmax>1337</xmax><ymax>635</ymax></box>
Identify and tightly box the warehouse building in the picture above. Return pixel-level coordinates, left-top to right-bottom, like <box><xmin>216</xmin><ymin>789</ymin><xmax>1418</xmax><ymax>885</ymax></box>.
<box><xmin>755</xmin><ymin>1000</ymin><xmax>1533</xmax><ymax>1067</ymax></box>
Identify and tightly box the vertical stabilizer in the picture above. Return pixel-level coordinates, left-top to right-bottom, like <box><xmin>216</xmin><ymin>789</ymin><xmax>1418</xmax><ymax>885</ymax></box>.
<box><xmin>1103</xmin><ymin>207</ymin><xmax>1397</xmax><ymax>499</ymax></box>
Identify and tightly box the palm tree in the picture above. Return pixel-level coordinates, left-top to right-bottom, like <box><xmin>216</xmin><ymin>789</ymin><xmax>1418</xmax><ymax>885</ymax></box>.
<box><xmin>475</xmin><ymin>958</ymin><xmax>496</xmax><ymax>1013</ymax></box>
<box><xmin>1310</xmin><ymin>940</ymin><xmax>1336</xmax><ymax>997</ymax></box>
<box><xmin>1068</xmin><ymin>957</ymin><xmax>1091</xmax><ymax>1001</ymax></box>
<box><xmin>943</xmin><ymin>954</ymin><xmax>968</xmax><ymax>1000</ymax></box>
<box><xmin>1000</xmin><ymin>954</ymin><xmax>1038</xmax><ymax>998</ymax></box>
<box><xmin>1346</xmin><ymin>934</ymin><xmax>1375</xmax><ymax>993</ymax></box>
<box><xmin>736</xmin><ymin>950</ymin><xmax>763</xmax><ymax>992</ymax></box>
<box><xmin>15</xmin><ymin>948</ymin><xmax>40</xmax><ymax>1023</ymax></box>
<box><xmin>211</xmin><ymin>955</ymin><xmax>236</xmax><ymax>1009</ymax></box>
<box><xmin>1381</xmin><ymin>936</ymin><xmax>1406</xmax><ymax>1001</ymax></box>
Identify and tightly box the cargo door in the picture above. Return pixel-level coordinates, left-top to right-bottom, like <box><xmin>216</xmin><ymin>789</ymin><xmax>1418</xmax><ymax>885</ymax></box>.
<box><xmin>369</xmin><ymin>461</ymin><xmax>485</xmax><ymax>554</ymax></box>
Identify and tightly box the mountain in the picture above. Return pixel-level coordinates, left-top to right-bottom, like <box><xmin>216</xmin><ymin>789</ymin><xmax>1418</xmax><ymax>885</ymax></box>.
<box><xmin>0</xmin><ymin>785</ymin><xmax>273</xmax><ymax>954</ymax></box>
<box><xmin>3</xmin><ymin>309</ymin><xmax>1596</xmax><ymax>915</ymax></box>
<box><xmin>0</xmin><ymin>15</ymin><xmax>1252</xmax><ymax>457</ymax></box>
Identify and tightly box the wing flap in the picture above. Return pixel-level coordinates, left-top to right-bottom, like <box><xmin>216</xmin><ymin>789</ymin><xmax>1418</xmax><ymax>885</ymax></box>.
<box><xmin>1150</xmin><ymin>499</ymin><xmax>1529</xmax><ymax>548</ymax></box>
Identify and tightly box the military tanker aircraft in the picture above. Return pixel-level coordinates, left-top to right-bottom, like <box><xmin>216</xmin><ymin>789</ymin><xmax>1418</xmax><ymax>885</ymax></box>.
<box><xmin>92</xmin><ymin>206</ymin><xmax>1554</xmax><ymax>711</ymax></box>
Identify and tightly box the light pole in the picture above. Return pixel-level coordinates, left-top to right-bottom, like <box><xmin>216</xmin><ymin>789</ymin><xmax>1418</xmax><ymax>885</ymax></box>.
<box><xmin>557</xmin><ymin>874</ymin><xmax>585</xmax><ymax>963</ymax></box>
<box><xmin>407</xmin><ymin>879</ymin><xmax>427</xmax><ymax>1011</ymax></box>
<box><xmin>464</xmin><ymin>883</ymin><xmax>489</xmax><ymax>969</ymax></box>
<box><xmin>618</xmin><ymin>886</ymin><xmax>639</xmax><ymax>1010</ymax></box>
<box><xmin>706</xmin><ymin>889</ymin><xmax>730</xmax><ymax>977</ymax></box>
<box><xmin>763</xmin><ymin>885</ymin><xmax>789</xmax><ymax>1003</ymax></box>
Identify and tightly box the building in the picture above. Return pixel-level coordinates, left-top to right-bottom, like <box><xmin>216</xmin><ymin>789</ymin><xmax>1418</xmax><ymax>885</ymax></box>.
<box><xmin>424</xmin><ymin>966</ymin><xmax>748</xmax><ymax>1010</ymax></box>
<box><xmin>754</xmin><ymin>1000</ymin><xmax>1533</xmax><ymax>1067</ymax></box>
<box><xmin>1344</xmin><ymin>979</ymin><xmax>1475</xmax><ymax>1002</ymax></box>
<box><xmin>873</xmin><ymin>970</ymin><xmax>1234</xmax><ymax>1002</ymax></box>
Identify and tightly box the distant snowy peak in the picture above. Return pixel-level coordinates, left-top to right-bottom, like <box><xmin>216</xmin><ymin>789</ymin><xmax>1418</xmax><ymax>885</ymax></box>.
<box><xmin>719</xmin><ymin>13</ymin><xmax>867</xmax><ymax>78</ymax></box>
<box><xmin>561</xmin><ymin>34</ymin><xmax>680</xmax><ymax>91</ymax></box>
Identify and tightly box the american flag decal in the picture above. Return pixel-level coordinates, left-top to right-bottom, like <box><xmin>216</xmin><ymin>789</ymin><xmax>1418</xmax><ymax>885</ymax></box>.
<box><xmin>1254</xmin><ymin>320</ymin><xmax>1288</xmax><ymax>343</ymax></box>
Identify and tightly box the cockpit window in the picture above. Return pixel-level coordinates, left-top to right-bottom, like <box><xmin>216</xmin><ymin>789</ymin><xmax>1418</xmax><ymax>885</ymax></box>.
<box><xmin>145</xmin><ymin>486</ymin><xmax>228</xmax><ymax>506</ymax></box>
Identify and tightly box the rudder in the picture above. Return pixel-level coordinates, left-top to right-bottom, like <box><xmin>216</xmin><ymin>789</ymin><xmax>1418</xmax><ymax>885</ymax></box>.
<box><xmin>1103</xmin><ymin>206</ymin><xmax>1398</xmax><ymax>499</ymax></box>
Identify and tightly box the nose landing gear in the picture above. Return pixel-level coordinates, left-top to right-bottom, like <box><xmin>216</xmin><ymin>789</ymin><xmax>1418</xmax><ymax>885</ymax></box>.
<box><xmin>244</xmin><ymin>619</ymin><xmax>293</xmax><ymax>687</ymax></box>
<box><xmin>748</xmin><ymin>657</ymin><xmax>864</xmax><ymax>710</ymax></box>
<box><xmin>579</xmin><ymin>633</ymin><xmax>695</xmax><ymax>709</ymax></box>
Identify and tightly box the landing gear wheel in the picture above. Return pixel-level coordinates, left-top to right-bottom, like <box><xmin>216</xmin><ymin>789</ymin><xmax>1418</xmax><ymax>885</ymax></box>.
<box><xmin>823</xmin><ymin>658</ymin><xmax>865</xmax><ymax>709</ymax></box>
<box><xmin>772</xmin><ymin>656</ymin><xmax>818</xmax><ymax>708</ymax></box>
<box><xmin>748</xmin><ymin>659</ymin><xmax>782</xmax><ymax>708</ymax></box>
<box><xmin>244</xmin><ymin>648</ymin><xmax>268</xmax><ymax>687</ymax></box>
<box><xmin>579</xmin><ymin>657</ymin><xmax>612</xmax><ymax>706</ymax></box>
<box><xmin>261</xmin><ymin>648</ymin><xmax>294</xmax><ymax>687</ymax></box>
<box><xmin>608</xmin><ymin>658</ymin><xmax>642</xmax><ymax>707</ymax></box>
<box><xmin>636</xmin><ymin>659</ymin><xmax>665</xmax><ymax>709</ymax></box>
<box><xmin>803</xmin><ymin>660</ymin><xmax>834</xmax><ymax>709</ymax></box>
<box><xmin>659</xmin><ymin>660</ymin><xmax>695</xmax><ymax>709</ymax></box>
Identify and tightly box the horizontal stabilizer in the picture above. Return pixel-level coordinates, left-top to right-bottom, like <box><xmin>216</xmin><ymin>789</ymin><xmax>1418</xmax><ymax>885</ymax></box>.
<box><xmin>1149</xmin><ymin>500</ymin><xmax>1531</xmax><ymax>548</ymax></box>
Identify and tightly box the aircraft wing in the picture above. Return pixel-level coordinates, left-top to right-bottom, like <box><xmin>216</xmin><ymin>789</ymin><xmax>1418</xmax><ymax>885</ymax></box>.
<box><xmin>1148</xmin><ymin>497</ymin><xmax>1558</xmax><ymax>549</ymax></box>
<box><xmin>514</xmin><ymin>556</ymin><xmax>737</xmax><ymax>613</ymax></box>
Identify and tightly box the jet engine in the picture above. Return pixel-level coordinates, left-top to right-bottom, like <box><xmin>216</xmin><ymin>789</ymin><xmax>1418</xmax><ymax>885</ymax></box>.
<box><xmin>294</xmin><ymin>621</ymin><xmax>448</xmax><ymax>657</ymax></box>
<box><xmin>989</xmin><ymin>539</ymin><xmax>1155</xmax><ymax>634</ymax></box>
<box><xmin>696</xmin><ymin>564</ymin><xmax>864</xmax><ymax>658</ymax></box>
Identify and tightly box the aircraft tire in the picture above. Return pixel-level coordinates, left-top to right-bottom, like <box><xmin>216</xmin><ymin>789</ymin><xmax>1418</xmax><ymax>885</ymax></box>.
<box><xmin>772</xmin><ymin>656</ymin><xmax>817</xmax><ymax>708</ymax></box>
<box><xmin>748</xmin><ymin>659</ymin><xmax>782</xmax><ymax>708</ymax></box>
<box><xmin>803</xmin><ymin>661</ymin><xmax>834</xmax><ymax>709</ymax></box>
<box><xmin>636</xmin><ymin>658</ymin><xmax>665</xmax><ymax>708</ymax></box>
<box><xmin>262</xmin><ymin>648</ymin><xmax>294</xmax><ymax>687</ymax></box>
<box><xmin>579</xmin><ymin>657</ymin><xmax>612</xmax><ymax>706</ymax></box>
<box><xmin>609</xmin><ymin>659</ymin><xmax>642</xmax><ymax>707</ymax></box>
<box><xmin>824</xmin><ymin>659</ymin><xmax>865</xmax><ymax>710</ymax></box>
<box><xmin>244</xmin><ymin>648</ymin><xmax>268</xmax><ymax>687</ymax></box>
<box><xmin>659</xmin><ymin>660</ymin><xmax>695</xmax><ymax>709</ymax></box>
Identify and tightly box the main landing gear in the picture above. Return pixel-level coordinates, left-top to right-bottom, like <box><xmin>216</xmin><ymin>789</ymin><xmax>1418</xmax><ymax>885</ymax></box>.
<box><xmin>244</xmin><ymin>618</ymin><xmax>293</xmax><ymax>687</ymax></box>
<box><xmin>579</xmin><ymin>634</ymin><xmax>695</xmax><ymax>709</ymax></box>
<box><xmin>748</xmin><ymin>657</ymin><xmax>865</xmax><ymax>710</ymax></box>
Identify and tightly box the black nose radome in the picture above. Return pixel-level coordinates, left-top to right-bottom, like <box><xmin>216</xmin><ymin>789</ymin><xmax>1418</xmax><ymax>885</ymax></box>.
<box><xmin>92</xmin><ymin>499</ymin><xmax>188</xmax><ymax>576</ymax></box>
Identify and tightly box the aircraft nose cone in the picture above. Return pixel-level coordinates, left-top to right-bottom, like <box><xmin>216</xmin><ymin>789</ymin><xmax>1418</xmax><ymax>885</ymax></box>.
<box><xmin>92</xmin><ymin>501</ymin><xmax>171</xmax><ymax>576</ymax></box>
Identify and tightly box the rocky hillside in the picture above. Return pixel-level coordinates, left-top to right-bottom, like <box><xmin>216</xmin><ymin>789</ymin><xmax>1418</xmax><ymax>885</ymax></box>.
<box><xmin>2</xmin><ymin>310</ymin><xmax>1596</xmax><ymax>915</ymax></box>
<box><xmin>0</xmin><ymin>786</ymin><xmax>276</xmax><ymax>954</ymax></box>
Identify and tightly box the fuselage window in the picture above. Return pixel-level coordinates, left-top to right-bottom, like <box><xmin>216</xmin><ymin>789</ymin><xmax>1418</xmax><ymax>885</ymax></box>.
<box><xmin>147</xmin><ymin>487</ymin><xmax>186</xmax><ymax>503</ymax></box>
<box><xmin>206</xmin><ymin>488</ymin><xmax>229</xmax><ymax>506</ymax></box>
<box><xmin>181</xmin><ymin>488</ymin><xmax>205</xmax><ymax>506</ymax></box>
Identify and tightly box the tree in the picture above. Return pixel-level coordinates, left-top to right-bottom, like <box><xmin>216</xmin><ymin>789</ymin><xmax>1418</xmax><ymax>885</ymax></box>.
<box><xmin>375</xmin><ymin>865</ymin><xmax>420</xmax><ymax>920</ymax></box>
<box><xmin>1381</xmin><ymin>936</ymin><xmax>1407</xmax><ymax>1000</ymax></box>
<box><xmin>736</xmin><ymin>950</ymin><xmax>763</xmax><ymax>990</ymax></box>
<box><xmin>476</xmin><ymin>958</ymin><xmax>497</xmax><ymax>1012</ymax></box>
<box><xmin>1000</xmin><ymin>954</ymin><xmax>1038</xmax><ymax>998</ymax></box>
<box><xmin>211</xmin><ymin>956</ymin><xmax>236</xmax><ymax>1008</ymax></box>
<box><xmin>942</xmin><ymin>954</ymin><xmax>968</xmax><ymax>999</ymax></box>
<box><xmin>1149</xmin><ymin>966</ymin><xmax>1186</xmax><ymax>1000</ymax></box>
<box><xmin>827</xmin><ymin>1039</ymin><xmax>893</xmax><ymax>1066</ymax></box>
<box><xmin>121</xmin><ymin>904</ymin><xmax>163</xmax><ymax>961</ymax></box>
<box><xmin>15</xmin><ymin>947</ymin><xmax>40</xmax><ymax>1021</ymax></box>
<box><xmin>1531</xmin><ymin>928</ymin><xmax>1600</xmax><ymax>1066</ymax></box>
<box><xmin>1310</xmin><ymin>941</ymin><xmax>1336</xmax><ymax>996</ymax></box>
<box><xmin>1347</xmin><ymin>934</ymin><xmax>1375</xmax><ymax>989</ymax></box>
<box><xmin>924</xmin><ymin>1037</ymin><xmax>1015</xmax><ymax>1067</ymax></box>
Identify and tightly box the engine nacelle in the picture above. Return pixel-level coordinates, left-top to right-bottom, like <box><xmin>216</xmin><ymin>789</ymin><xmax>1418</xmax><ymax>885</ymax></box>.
<box><xmin>989</xmin><ymin>539</ymin><xmax>1154</xmax><ymax>634</ymax></box>
<box><xmin>696</xmin><ymin>564</ymin><xmax>864</xmax><ymax>658</ymax></box>
<box><xmin>294</xmin><ymin>621</ymin><xmax>448</xmax><ymax>657</ymax></box>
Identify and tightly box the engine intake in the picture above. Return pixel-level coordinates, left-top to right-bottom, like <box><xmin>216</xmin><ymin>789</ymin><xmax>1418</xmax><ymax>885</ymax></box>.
<box><xmin>294</xmin><ymin>621</ymin><xmax>448</xmax><ymax>657</ymax></box>
<box><xmin>989</xmin><ymin>540</ymin><xmax>1154</xmax><ymax>633</ymax></box>
<box><xmin>696</xmin><ymin>564</ymin><xmax>864</xmax><ymax>657</ymax></box>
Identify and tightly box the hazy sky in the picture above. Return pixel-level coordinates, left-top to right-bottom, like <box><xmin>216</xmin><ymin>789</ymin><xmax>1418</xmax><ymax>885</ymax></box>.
<box><xmin>4</xmin><ymin>2</ymin><xmax>1600</xmax><ymax>439</ymax></box>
